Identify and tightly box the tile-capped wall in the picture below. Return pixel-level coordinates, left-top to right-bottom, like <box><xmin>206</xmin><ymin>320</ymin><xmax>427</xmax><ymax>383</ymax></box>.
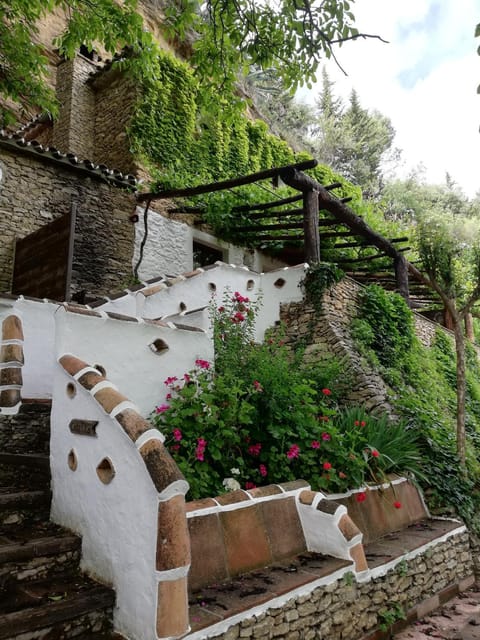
<box><xmin>0</xmin><ymin>314</ymin><xmax>24</xmax><ymax>414</ymax></box>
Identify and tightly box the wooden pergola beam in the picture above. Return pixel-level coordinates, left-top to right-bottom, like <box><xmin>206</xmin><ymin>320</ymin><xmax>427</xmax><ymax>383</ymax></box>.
<box><xmin>137</xmin><ymin>159</ymin><xmax>317</xmax><ymax>201</ymax></box>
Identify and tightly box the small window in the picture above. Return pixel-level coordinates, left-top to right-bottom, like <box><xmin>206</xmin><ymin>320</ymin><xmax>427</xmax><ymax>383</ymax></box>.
<box><xmin>179</xmin><ymin>302</ymin><xmax>187</xmax><ymax>312</ymax></box>
<box><xmin>149</xmin><ymin>339</ymin><xmax>169</xmax><ymax>354</ymax></box>
<box><xmin>208</xmin><ymin>282</ymin><xmax>217</xmax><ymax>292</ymax></box>
<box><xmin>66</xmin><ymin>382</ymin><xmax>76</xmax><ymax>399</ymax></box>
<box><xmin>274</xmin><ymin>278</ymin><xmax>286</xmax><ymax>289</ymax></box>
<box><xmin>246</xmin><ymin>279</ymin><xmax>255</xmax><ymax>291</ymax></box>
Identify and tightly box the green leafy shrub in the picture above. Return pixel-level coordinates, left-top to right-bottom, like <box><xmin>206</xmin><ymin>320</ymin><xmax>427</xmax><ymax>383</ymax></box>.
<box><xmin>150</xmin><ymin>291</ymin><xmax>421</xmax><ymax>501</ymax></box>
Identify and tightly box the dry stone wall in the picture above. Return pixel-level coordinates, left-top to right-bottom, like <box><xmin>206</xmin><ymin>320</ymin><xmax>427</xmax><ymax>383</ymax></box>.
<box><xmin>0</xmin><ymin>145</ymin><xmax>136</xmax><ymax>298</ymax></box>
<box><xmin>200</xmin><ymin>530</ymin><xmax>472</xmax><ymax>640</ymax></box>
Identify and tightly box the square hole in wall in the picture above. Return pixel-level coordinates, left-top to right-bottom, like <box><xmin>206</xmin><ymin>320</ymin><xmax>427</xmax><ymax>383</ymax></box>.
<box><xmin>193</xmin><ymin>241</ymin><xmax>224</xmax><ymax>269</ymax></box>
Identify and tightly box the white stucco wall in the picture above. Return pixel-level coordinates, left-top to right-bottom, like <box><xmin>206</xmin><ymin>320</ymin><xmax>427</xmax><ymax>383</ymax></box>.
<box><xmin>50</xmin><ymin>366</ymin><xmax>160</xmax><ymax>640</ymax></box>
<box><xmin>55</xmin><ymin>309</ymin><xmax>213</xmax><ymax>416</ymax></box>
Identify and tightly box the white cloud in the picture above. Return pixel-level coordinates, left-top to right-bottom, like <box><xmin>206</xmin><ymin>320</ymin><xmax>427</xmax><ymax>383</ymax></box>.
<box><xmin>304</xmin><ymin>0</ymin><xmax>480</xmax><ymax>196</ymax></box>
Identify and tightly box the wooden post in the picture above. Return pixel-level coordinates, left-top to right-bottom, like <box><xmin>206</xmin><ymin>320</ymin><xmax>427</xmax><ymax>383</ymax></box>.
<box><xmin>303</xmin><ymin>188</ymin><xmax>320</xmax><ymax>264</ymax></box>
<box><xmin>394</xmin><ymin>254</ymin><xmax>410</xmax><ymax>305</ymax></box>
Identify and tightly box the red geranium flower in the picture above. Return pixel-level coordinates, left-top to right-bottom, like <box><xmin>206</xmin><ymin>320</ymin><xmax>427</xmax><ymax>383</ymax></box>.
<box><xmin>287</xmin><ymin>444</ymin><xmax>300</xmax><ymax>459</ymax></box>
<box><xmin>322</xmin><ymin>388</ymin><xmax>332</xmax><ymax>396</ymax></box>
<box><xmin>394</xmin><ymin>501</ymin><xmax>402</xmax><ymax>509</ymax></box>
<box><xmin>371</xmin><ymin>449</ymin><xmax>380</xmax><ymax>458</ymax></box>
<box><xmin>323</xmin><ymin>461</ymin><xmax>332</xmax><ymax>471</ymax></box>
<box><xmin>311</xmin><ymin>440</ymin><xmax>321</xmax><ymax>449</ymax></box>
<box><xmin>356</xmin><ymin>491</ymin><xmax>367</xmax><ymax>503</ymax></box>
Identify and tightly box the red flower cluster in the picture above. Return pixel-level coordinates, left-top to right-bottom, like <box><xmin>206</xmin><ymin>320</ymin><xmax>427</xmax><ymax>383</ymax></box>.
<box><xmin>195</xmin><ymin>438</ymin><xmax>207</xmax><ymax>461</ymax></box>
<box><xmin>394</xmin><ymin>501</ymin><xmax>402</xmax><ymax>509</ymax></box>
<box><xmin>248</xmin><ymin>443</ymin><xmax>262</xmax><ymax>456</ymax></box>
<box><xmin>155</xmin><ymin>403</ymin><xmax>170</xmax><ymax>414</ymax></box>
<box><xmin>233</xmin><ymin>292</ymin><xmax>250</xmax><ymax>304</ymax></box>
<box><xmin>253</xmin><ymin>380</ymin><xmax>263</xmax><ymax>392</ymax></box>
<box><xmin>259</xmin><ymin>464</ymin><xmax>268</xmax><ymax>477</ymax></box>
<box><xmin>354</xmin><ymin>420</ymin><xmax>367</xmax><ymax>427</ymax></box>
<box><xmin>322</xmin><ymin>388</ymin><xmax>332</xmax><ymax>396</ymax></box>
<box><xmin>164</xmin><ymin>376</ymin><xmax>178</xmax><ymax>386</ymax></box>
<box><xmin>323</xmin><ymin>461</ymin><xmax>332</xmax><ymax>471</ymax></box>
<box><xmin>356</xmin><ymin>491</ymin><xmax>367</xmax><ymax>503</ymax></box>
<box><xmin>311</xmin><ymin>440</ymin><xmax>320</xmax><ymax>449</ymax></box>
<box><xmin>371</xmin><ymin>449</ymin><xmax>380</xmax><ymax>458</ymax></box>
<box><xmin>231</xmin><ymin>311</ymin><xmax>246</xmax><ymax>323</ymax></box>
<box><xmin>195</xmin><ymin>359</ymin><xmax>211</xmax><ymax>370</ymax></box>
<box><xmin>245</xmin><ymin>481</ymin><xmax>256</xmax><ymax>490</ymax></box>
<box><xmin>321</xmin><ymin>432</ymin><xmax>331</xmax><ymax>441</ymax></box>
<box><xmin>172</xmin><ymin>428</ymin><xmax>183</xmax><ymax>442</ymax></box>
<box><xmin>287</xmin><ymin>444</ymin><xmax>300</xmax><ymax>459</ymax></box>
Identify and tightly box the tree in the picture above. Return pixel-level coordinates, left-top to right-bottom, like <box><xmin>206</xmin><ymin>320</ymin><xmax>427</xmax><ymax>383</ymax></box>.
<box><xmin>408</xmin><ymin>215</ymin><xmax>480</xmax><ymax>466</ymax></box>
<box><xmin>313</xmin><ymin>72</ymin><xmax>399</xmax><ymax>195</ymax></box>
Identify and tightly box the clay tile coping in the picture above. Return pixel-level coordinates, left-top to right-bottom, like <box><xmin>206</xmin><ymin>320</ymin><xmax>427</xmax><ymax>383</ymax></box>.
<box><xmin>106</xmin><ymin>312</ymin><xmax>138</xmax><ymax>323</ymax></box>
<box><xmin>185</xmin><ymin>498</ymin><xmax>218</xmax><ymax>513</ymax></box>
<box><xmin>65</xmin><ymin>305</ymin><xmax>102</xmax><ymax>318</ymax></box>
<box><xmin>278</xmin><ymin>480</ymin><xmax>310</xmax><ymax>492</ymax></box>
<box><xmin>317</xmin><ymin>498</ymin><xmax>342</xmax><ymax>515</ymax></box>
<box><xmin>214</xmin><ymin>490</ymin><xmax>251</xmax><ymax>506</ymax></box>
<box><xmin>59</xmin><ymin>354</ymin><xmax>89</xmax><ymax>377</ymax></box>
<box><xmin>169</xmin><ymin>323</ymin><xmax>205</xmax><ymax>333</ymax></box>
<box><xmin>298</xmin><ymin>490</ymin><xmax>317</xmax><ymax>506</ymax></box>
<box><xmin>108</xmin><ymin>290</ymin><xmax>130</xmax><ymax>301</ymax></box>
<box><xmin>247</xmin><ymin>485</ymin><xmax>283</xmax><ymax>499</ymax></box>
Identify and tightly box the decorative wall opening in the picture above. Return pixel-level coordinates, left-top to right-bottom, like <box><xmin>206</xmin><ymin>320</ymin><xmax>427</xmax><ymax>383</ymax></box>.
<box><xmin>68</xmin><ymin>449</ymin><xmax>78</xmax><ymax>471</ymax></box>
<box><xmin>66</xmin><ymin>382</ymin><xmax>76</xmax><ymax>398</ymax></box>
<box><xmin>96</xmin><ymin>457</ymin><xmax>115</xmax><ymax>484</ymax></box>
<box><xmin>274</xmin><ymin>278</ymin><xmax>286</xmax><ymax>288</ymax></box>
<box><xmin>149</xmin><ymin>338</ymin><xmax>169</xmax><ymax>354</ymax></box>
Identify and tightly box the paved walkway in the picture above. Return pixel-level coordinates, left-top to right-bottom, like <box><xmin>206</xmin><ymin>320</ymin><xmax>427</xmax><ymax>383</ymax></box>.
<box><xmin>395</xmin><ymin>586</ymin><xmax>480</xmax><ymax>640</ymax></box>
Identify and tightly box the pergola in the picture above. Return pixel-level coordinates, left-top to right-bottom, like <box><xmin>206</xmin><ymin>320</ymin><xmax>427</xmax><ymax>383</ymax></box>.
<box><xmin>137</xmin><ymin>159</ymin><xmax>438</xmax><ymax>307</ymax></box>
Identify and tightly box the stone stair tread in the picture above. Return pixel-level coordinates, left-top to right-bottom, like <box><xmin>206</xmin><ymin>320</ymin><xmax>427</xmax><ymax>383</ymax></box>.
<box><xmin>0</xmin><ymin>530</ymin><xmax>80</xmax><ymax>564</ymax></box>
<box><xmin>0</xmin><ymin>453</ymin><xmax>50</xmax><ymax>468</ymax></box>
<box><xmin>0</xmin><ymin>490</ymin><xmax>50</xmax><ymax>510</ymax></box>
<box><xmin>0</xmin><ymin>573</ymin><xmax>115</xmax><ymax>638</ymax></box>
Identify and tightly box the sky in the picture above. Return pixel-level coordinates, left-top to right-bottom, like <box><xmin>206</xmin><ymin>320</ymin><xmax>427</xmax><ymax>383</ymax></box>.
<box><xmin>303</xmin><ymin>0</ymin><xmax>480</xmax><ymax>197</ymax></box>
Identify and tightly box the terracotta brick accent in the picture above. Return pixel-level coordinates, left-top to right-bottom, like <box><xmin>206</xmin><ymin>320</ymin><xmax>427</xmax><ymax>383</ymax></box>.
<box><xmin>260</xmin><ymin>496</ymin><xmax>306</xmax><ymax>560</ymax></box>
<box><xmin>0</xmin><ymin>343</ymin><xmax>24</xmax><ymax>364</ymax></box>
<box><xmin>247</xmin><ymin>484</ymin><xmax>283</xmax><ymax>499</ymax></box>
<box><xmin>138</xmin><ymin>439</ymin><xmax>186</xmax><ymax>494</ymax></box>
<box><xmin>0</xmin><ymin>367</ymin><xmax>22</xmax><ymax>386</ymax></box>
<box><xmin>317</xmin><ymin>498</ymin><xmax>342</xmax><ymax>515</ymax></box>
<box><xmin>0</xmin><ymin>388</ymin><xmax>21</xmax><ymax>407</ymax></box>
<box><xmin>59</xmin><ymin>354</ymin><xmax>91</xmax><ymax>377</ymax></box>
<box><xmin>278</xmin><ymin>480</ymin><xmax>310</xmax><ymax>492</ymax></box>
<box><xmin>349</xmin><ymin>542</ymin><xmax>368</xmax><ymax>572</ymax></box>
<box><xmin>156</xmin><ymin>577</ymin><xmax>189</xmax><ymax>639</ymax></box>
<box><xmin>115</xmin><ymin>408</ymin><xmax>153</xmax><ymax>442</ymax></box>
<box><xmin>338</xmin><ymin>514</ymin><xmax>362</xmax><ymax>541</ymax></box>
<box><xmin>298</xmin><ymin>489</ymin><xmax>316</xmax><ymax>505</ymax></box>
<box><xmin>93</xmin><ymin>387</ymin><xmax>129</xmax><ymax>414</ymax></box>
<box><xmin>77</xmin><ymin>369</ymin><xmax>106</xmax><ymax>390</ymax></box>
<box><xmin>185</xmin><ymin>498</ymin><xmax>218</xmax><ymax>513</ymax></box>
<box><xmin>215</xmin><ymin>490</ymin><xmax>251</xmax><ymax>506</ymax></box>
<box><xmin>221</xmin><ymin>505</ymin><xmax>273</xmax><ymax>575</ymax></box>
<box><xmin>2</xmin><ymin>315</ymin><xmax>24</xmax><ymax>341</ymax></box>
<box><xmin>188</xmin><ymin>513</ymin><xmax>229</xmax><ymax>591</ymax></box>
<box><xmin>156</xmin><ymin>495</ymin><xmax>191</xmax><ymax>572</ymax></box>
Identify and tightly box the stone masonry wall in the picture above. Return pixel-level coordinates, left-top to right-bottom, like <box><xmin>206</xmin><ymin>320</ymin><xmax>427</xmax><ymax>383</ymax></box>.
<box><xmin>0</xmin><ymin>147</ymin><xmax>136</xmax><ymax>298</ymax></box>
<box><xmin>52</xmin><ymin>56</ymin><xmax>96</xmax><ymax>160</ymax></box>
<box><xmin>203</xmin><ymin>530</ymin><xmax>472</xmax><ymax>640</ymax></box>
<box><xmin>92</xmin><ymin>70</ymin><xmax>139</xmax><ymax>174</ymax></box>
<box><xmin>280</xmin><ymin>277</ymin><xmax>392</xmax><ymax>414</ymax></box>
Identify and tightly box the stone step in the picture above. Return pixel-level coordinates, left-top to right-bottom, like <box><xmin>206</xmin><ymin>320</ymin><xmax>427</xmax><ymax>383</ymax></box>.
<box><xmin>0</xmin><ymin>403</ymin><xmax>51</xmax><ymax>455</ymax></box>
<box><xmin>0</xmin><ymin>572</ymin><xmax>115</xmax><ymax>639</ymax></box>
<box><xmin>0</xmin><ymin>490</ymin><xmax>51</xmax><ymax>526</ymax></box>
<box><xmin>0</xmin><ymin>521</ymin><xmax>81</xmax><ymax>589</ymax></box>
<box><xmin>0</xmin><ymin>453</ymin><xmax>50</xmax><ymax>492</ymax></box>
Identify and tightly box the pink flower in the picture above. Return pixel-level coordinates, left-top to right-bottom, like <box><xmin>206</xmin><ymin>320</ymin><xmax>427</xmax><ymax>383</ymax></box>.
<box><xmin>218</xmin><ymin>306</ymin><xmax>225</xmax><ymax>312</ymax></box>
<box><xmin>259</xmin><ymin>464</ymin><xmax>267</xmax><ymax>477</ymax></box>
<box><xmin>394</xmin><ymin>501</ymin><xmax>402</xmax><ymax>509</ymax></box>
<box><xmin>165</xmin><ymin>393</ymin><xmax>172</xmax><ymax>400</ymax></box>
<box><xmin>231</xmin><ymin>312</ymin><xmax>245</xmax><ymax>323</ymax></box>
<box><xmin>195</xmin><ymin>359</ymin><xmax>211</xmax><ymax>370</ymax></box>
<box><xmin>164</xmin><ymin>376</ymin><xmax>178</xmax><ymax>386</ymax></box>
<box><xmin>323</xmin><ymin>461</ymin><xmax>332</xmax><ymax>471</ymax></box>
<box><xmin>339</xmin><ymin>471</ymin><xmax>347</xmax><ymax>479</ymax></box>
<box><xmin>361</xmin><ymin>420</ymin><xmax>366</xmax><ymax>427</ymax></box>
<box><xmin>172</xmin><ymin>428</ymin><xmax>183</xmax><ymax>442</ymax></box>
<box><xmin>248</xmin><ymin>443</ymin><xmax>262</xmax><ymax>456</ymax></box>
<box><xmin>287</xmin><ymin>444</ymin><xmax>300</xmax><ymax>459</ymax></box>
<box><xmin>245</xmin><ymin>481</ymin><xmax>256</xmax><ymax>490</ymax></box>
<box><xmin>195</xmin><ymin>437</ymin><xmax>207</xmax><ymax>461</ymax></box>
<box><xmin>311</xmin><ymin>440</ymin><xmax>321</xmax><ymax>449</ymax></box>
<box><xmin>253</xmin><ymin>380</ymin><xmax>263</xmax><ymax>392</ymax></box>
<box><xmin>354</xmin><ymin>420</ymin><xmax>360</xmax><ymax>427</ymax></box>
<box><xmin>321</xmin><ymin>432</ymin><xmax>331</xmax><ymax>441</ymax></box>
<box><xmin>155</xmin><ymin>404</ymin><xmax>170</xmax><ymax>414</ymax></box>
<box><xmin>233</xmin><ymin>292</ymin><xmax>250</xmax><ymax>304</ymax></box>
<box><xmin>322</xmin><ymin>388</ymin><xmax>332</xmax><ymax>396</ymax></box>
<box><xmin>183</xmin><ymin>373</ymin><xmax>191</xmax><ymax>382</ymax></box>
<box><xmin>356</xmin><ymin>491</ymin><xmax>367</xmax><ymax>503</ymax></box>
<box><xmin>371</xmin><ymin>449</ymin><xmax>379</xmax><ymax>458</ymax></box>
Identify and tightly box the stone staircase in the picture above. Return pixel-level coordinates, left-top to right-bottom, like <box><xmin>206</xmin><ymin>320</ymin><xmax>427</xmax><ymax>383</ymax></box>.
<box><xmin>0</xmin><ymin>402</ymin><xmax>120</xmax><ymax>640</ymax></box>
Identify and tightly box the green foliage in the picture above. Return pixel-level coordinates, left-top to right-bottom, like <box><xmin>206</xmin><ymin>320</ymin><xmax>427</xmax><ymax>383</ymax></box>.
<box><xmin>378</xmin><ymin>604</ymin><xmax>406</xmax><ymax>632</ymax></box>
<box><xmin>351</xmin><ymin>285</ymin><xmax>480</xmax><ymax>532</ymax></box>
<box><xmin>151</xmin><ymin>291</ymin><xmax>423</xmax><ymax>501</ymax></box>
<box><xmin>163</xmin><ymin>0</ymin><xmax>362</xmax><ymax>98</ymax></box>
<box><xmin>300</xmin><ymin>262</ymin><xmax>344</xmax><ymax>313</ymax></box>
<box><xmin>0</xmin><ymin>0</ymin><xmax>153</xmax><ymax>125</ymax></box>
<box><xmin>352</xmin><ymin>285</ymin><xmax>415</xmax><ymax>369</ymax></box>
